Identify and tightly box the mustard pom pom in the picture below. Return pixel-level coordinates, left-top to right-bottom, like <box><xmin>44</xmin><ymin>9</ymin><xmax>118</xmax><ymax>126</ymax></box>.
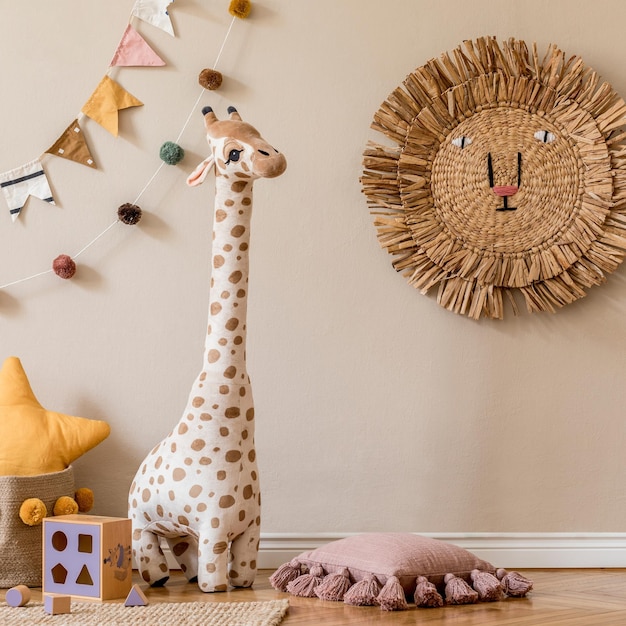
<box><xmin>199</xmin><ymin>68</ymin><xmax>223</xmax><ymax>91</ymax></box>
<box><xmin>19</xmin><ymin>498</ymin><xmax>47</xmax><ymax>526</ymax></box>
<box><xmin>229</xmin><ymin>0</ymin><xmax>252</xmax><ymax>19</ymax></box>
<box><xmin>75</xmin><ymin>487</ymin><xmax>95</xmax><ymax>513</ymax></box>
<box><xmin>53</xmin><ymin>496</ymin><xmax>79</xmax><ymax>517</ymax></box>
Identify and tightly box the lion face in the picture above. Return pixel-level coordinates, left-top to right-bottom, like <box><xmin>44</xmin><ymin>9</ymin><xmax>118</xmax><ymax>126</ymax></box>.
<box><xmin>363</xmin><ymin>37</ymin><xmax>626</xmax><ymax>319</ymax></box>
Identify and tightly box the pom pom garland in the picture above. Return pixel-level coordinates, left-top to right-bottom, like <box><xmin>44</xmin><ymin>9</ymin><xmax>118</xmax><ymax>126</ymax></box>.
<box><xmin>52</xmin><ymin>254</ymin><xmax>77</xmax><ymax>279</ymax></box>
<box><xmin>199</xmin><ymin>68</ymin><xmax>223</xmax><ymax>90</ymax></box>
<box><xmin>117</xmin><ymin>203</ymin><xmax>143</xmax><ymax>225</ymax></box>
<box><xmin>229</xmin><ymin>0</ymin><xmax>252</xmax><ymax>19</ymax></box>
<box><xmin>159</xmin><ymin>141</ymin><xmax>185</xmax><ymax>165</ymax></box>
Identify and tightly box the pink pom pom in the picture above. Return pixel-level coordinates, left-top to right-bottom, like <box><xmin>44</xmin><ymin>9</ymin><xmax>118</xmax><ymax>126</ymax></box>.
<box><xmin>52</xmin><ymin>254</ymin><xmax>76</xmax><ymax>279</ymax></box>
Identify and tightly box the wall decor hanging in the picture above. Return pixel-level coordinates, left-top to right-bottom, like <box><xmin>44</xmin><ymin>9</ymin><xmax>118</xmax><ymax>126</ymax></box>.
<box><xmin>361</xmin><ymin>36</ymin><xmax>626</xmax><ymax>319</ymax></box>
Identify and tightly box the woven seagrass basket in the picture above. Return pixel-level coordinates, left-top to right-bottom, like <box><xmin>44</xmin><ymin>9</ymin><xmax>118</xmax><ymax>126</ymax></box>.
<box><xmin>0</xmin><ymin>466</ymin><xmax>75</xmax><ymax>587</ymax></box>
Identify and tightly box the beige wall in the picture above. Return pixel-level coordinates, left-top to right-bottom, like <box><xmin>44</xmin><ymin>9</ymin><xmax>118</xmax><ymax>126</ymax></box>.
<box><xmin>1</xmin><ymin>0</ymin><xmax>625</xmax><ymax>537</ymax></box>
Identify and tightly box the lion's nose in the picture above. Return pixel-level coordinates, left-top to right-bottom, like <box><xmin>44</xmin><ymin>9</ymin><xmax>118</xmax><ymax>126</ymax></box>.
<box><xmin>492</xmin><ymin>185</ymin><xmax>518</xmax><ymax>197</ymax></box>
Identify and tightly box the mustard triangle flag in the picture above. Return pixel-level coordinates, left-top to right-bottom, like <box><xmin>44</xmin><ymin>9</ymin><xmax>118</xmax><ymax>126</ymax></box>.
<box><xmin>46</xmin><ymin>119</ymin><xmax>96</xmax><ymax>168</ymax></box>
<box><xmin>0</xmin><ymin>158</ymin><xmax>55</xmax><ymax>222</ymax></box>
<box><xmin>81</xmin><ymin>76</ymin><xmax>143</xmax><ymax>136</ymax></box>
<box><xmin>110</xmin><ymin>24</ymin><xmax>166</xmax><ymax>67</ymax></box>
<box><xmin>131</xmin><ymin>0</ymin><xmax>175</xmax><ymax>37</ymax></box>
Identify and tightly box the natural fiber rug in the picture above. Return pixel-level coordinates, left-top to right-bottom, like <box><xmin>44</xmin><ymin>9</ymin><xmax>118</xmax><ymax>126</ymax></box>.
<box><xmin>0</xmin><ymin>598</ymin><xmax>289</xmax><ymax>625</ymax></box>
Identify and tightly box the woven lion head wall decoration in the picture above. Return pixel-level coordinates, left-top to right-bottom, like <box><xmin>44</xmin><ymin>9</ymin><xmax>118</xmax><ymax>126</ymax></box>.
<box><xmin>361</xmin><ymin>36</ymin><xmax>626</xmax><ymax>319</ymax></box>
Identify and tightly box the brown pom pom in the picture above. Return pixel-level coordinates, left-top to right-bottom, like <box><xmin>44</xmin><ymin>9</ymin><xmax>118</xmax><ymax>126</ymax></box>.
<box><xmin>118</xmin><ymin>203</ymin><xmax>142</xmax><ymax>225</ymax></box>
<box><xmin>229</xmin><ymin>0</ymin><xmax>252</xmax><ymax>19</ymax></box>
<box><xmin>52</xmin><ymin>254</ymin><xmax>76</xmax><ymax>279</ymax></box>
<box><xmin>75</xmin><ymin>487</ymin><xmax>94</xmax><ymax>513</ymax></box>
<box><xmin>199</xmin><ymin>68</ymin><xmax>223</xmax><ymax>90</ymax></box>
<box><xmin>53</xmin><ymin>496</ymin><xmax>79</xmax><ymax>516</ymax></box>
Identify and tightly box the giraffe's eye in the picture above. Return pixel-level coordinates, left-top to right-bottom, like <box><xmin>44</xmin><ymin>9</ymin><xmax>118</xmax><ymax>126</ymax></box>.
<box><xmin>534</xmin><ymin>130</ymin><xmax>556</xmax><ymax>143</ymax></box>
<box><xmin>226</xmin><ymin>149</ymin><xmax>243</xmax><ymax>164</ymax></box>
<box><xmin>451</xmin><ymin>136</ymin><xmax>472</xmax><ymax>149</ymax></box>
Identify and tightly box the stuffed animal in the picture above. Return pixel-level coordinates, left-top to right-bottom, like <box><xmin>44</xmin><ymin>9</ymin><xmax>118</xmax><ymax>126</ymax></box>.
<box><xmin>129</xmin><ymin>107</ymin><xmax>286</xmax><ymax>592</ymax></box>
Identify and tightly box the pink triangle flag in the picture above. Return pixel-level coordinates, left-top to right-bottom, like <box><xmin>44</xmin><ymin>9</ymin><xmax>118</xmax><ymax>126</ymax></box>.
<box><xmin>110</xmin><ymin>24</ymin><xmax>165</xmax><ymax>67</ymax></box>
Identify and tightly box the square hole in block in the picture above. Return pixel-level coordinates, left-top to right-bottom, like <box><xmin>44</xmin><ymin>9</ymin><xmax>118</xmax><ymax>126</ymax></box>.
<box><xmin>78</xmin><ymin>533</ymin><xmax>93</xmax><ymax>553</ymax></box>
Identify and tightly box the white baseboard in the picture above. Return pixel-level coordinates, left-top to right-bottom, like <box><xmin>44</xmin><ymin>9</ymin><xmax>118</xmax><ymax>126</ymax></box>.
<box><xmin>256</xmin><ymin>532</ymin><xmax>626</xmax><ymax>569</ymax></box>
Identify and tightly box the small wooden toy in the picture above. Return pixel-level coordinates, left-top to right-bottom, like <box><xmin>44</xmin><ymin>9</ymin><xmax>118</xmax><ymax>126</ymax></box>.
<box><xmin>43</xmin><ymin>514</ymin><xmax>132</xmax><ymax>601</ymax></box>
<box><xmin>44</xmin><ymin>594</ymin><xmax>71</xmax><ymax>615</ymax></box>
<box><xmin>5</xmin><ymin>585</ymin><xmax>31</xmax><ymax>607</ymax></box>
<box><xmin>124</xmin><ymin>583</ymin><xmax>149</xmax><ymax>607</ymax></box>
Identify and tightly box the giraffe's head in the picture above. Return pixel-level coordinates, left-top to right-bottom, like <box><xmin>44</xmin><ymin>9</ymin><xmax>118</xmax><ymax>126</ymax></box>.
<box><xmin>186</xmin><ymin>106</ymin><xmax>286</xmax><ymax>187</ymax></box>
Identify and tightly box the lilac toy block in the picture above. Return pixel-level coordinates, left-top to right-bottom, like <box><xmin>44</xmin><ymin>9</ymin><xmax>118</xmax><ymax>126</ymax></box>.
<box><xmin>43</xmin><ymin>515</ymin><xmax>132</xmax><ymax>601</ymax></box>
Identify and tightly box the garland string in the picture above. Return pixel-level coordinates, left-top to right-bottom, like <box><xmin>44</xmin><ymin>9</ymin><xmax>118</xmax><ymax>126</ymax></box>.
<box><xmin>0</xmin><ymin>7</ymin><xmax>241</xmax><ymax>292</ymax></box>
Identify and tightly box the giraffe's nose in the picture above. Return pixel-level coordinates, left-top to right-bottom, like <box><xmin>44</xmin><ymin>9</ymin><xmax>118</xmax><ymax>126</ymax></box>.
<box><xmin>492</xmin><ymin>185</ymin><xmax>518</xmax><ymax>197</ymax></box>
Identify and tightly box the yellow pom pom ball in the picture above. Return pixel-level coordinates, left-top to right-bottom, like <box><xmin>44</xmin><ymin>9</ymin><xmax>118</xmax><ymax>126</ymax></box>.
<box><xmin>19</xmin><ymin>498</ymin><xmax>47</xmax><ymax>526</ymax></box>
<box><xmin>229</xmin><ymin>0</ymin><xmax>252</xmax><ymax>19</ymax></box>
<box><xmin>53</xmin><ymin>496</ymin><xmax>79</xmax><ymax>516</ymax></box>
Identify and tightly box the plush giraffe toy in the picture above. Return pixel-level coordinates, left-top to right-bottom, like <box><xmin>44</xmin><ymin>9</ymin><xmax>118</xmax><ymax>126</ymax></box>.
<box><xmin>129</xmin><ymin>106</ymin><xmax>286</xmax><ymax>592</ymax></box>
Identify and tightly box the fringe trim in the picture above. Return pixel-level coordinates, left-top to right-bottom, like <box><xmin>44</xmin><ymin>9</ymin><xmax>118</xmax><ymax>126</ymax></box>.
<box><xmin>271</xmin><ymin>562</ymin><xmax>533</xmax><ymax>611</ymax></box>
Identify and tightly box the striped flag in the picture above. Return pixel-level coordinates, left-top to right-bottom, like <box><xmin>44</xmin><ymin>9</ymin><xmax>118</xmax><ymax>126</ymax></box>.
<box><xmin>0</xmin><ymin>158</ymin><xmax>55</xmax><ymax>222</ymax></box>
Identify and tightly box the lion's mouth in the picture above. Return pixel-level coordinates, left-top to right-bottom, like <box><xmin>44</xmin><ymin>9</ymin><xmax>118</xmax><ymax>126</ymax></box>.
<box><xmin>489</xmin><ymin>152</ymin><xmax>522</xmax><ymax>211</ymax></box>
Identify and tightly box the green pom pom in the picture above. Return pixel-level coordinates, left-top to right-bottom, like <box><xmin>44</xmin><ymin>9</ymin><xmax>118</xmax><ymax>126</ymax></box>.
<box><xmin>160</xmin><ymin>141</ymin><xmax>185</xmax><ymax>165</ymax></box>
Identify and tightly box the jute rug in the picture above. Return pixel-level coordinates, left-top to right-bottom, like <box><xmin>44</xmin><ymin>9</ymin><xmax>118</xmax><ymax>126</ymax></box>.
<box><xmin>0</xmin><ymin>598</ymin><xmax>289</xmax><ymax>625</ymax></box>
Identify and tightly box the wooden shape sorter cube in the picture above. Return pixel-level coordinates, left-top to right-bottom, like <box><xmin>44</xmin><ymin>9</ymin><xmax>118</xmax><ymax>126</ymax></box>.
<box><xmin>43</xmin><ymin>515</ymin><xmax>132</xmax><ymax>601</ymax></box>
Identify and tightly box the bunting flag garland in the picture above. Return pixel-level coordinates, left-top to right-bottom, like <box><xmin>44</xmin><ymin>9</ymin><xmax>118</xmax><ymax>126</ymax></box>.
<box><xmin>110</xmin><ymin>24</ymin><xmax>166</xmax><ymax>67</ymax></box>
<box><xmin>46</xmin><ymin>119</ymin><xmax>96</xmax><ymax>168</ymax></box>
<box><xmin>131</xmin><ymin>0</ymin><xmax>175</xmax><ymax>36</ymax></box>
<box><xmin>81</xmin><ymin>75</ymin><xmax>143</xmax><ymax>136</ymax></box>
<box><xmin>0</xmin><ymin>0</ymin><xmax>255</xmax><ymax>293</ymax></box>
<box><xmin>0</xmin><ymin>158</ymin><xmax>55</xmax><ymax>222</ymax></box>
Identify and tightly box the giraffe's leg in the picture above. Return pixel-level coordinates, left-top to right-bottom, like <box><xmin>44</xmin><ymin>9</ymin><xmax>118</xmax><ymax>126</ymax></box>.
<box><xmin>229</xmin><ymin>520</ymin><xmax>260</xmax><ymax>588</ymax></box>
<box><xmin>133</xmin><ymin>528</ymin><xmax>170</xmax><ymax>586</ymax></box>
<box><xmin>165</xmin><ymin>536</ymin><xmax>199</xmax><ymax>582</ymax></box>
<box><xmin>195</xmin><ymin>527</ymin><xmax>231</xmax><ymax>592</ymax></box>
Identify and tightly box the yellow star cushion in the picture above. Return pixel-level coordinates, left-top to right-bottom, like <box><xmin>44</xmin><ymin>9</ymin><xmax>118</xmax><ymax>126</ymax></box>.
<box><xmin>0</xmin><ymin>357</ymin><xmax>110</xmax><ymax>476</ymax></box>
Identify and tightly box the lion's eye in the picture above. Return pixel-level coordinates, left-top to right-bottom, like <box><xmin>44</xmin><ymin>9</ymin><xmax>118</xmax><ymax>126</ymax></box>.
<box><xmin>451</xmin><ymin>136</ymin><xmax>472</xmax><ymax>149</ymax></box>
<box><xmin>534</xmin><ymin>130</ymin><xmax>556</xmax><ymax>143</ymax></box>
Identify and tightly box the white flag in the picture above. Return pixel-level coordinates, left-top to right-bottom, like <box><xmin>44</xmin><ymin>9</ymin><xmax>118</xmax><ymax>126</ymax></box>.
<box><xmin>131</xmin><ymin>0</ymin><xmax>175</xmax><ymax>36</ymax></box>
<box><xmin>0</xmin><ymin>158</ymin><xmax>55</xmax><ymax>222</ymax></box>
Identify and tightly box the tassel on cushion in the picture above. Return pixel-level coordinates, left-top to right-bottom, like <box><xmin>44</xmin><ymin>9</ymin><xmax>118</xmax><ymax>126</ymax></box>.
<box><xmin>269</xmin><ymin>559</ymin><xmax>303</xmax><ymax>591</ymax></box>
<box><xmin>376</xmin><ymin>575</ymin><xmax>408</xmax><ymax>611</ymax></box>
<box><xmin>343</xmin><ymin>574</ymin><xmax>381</xmax><ymax>606</ymax></box>
<box><xmin>315</xmin><ymin>567</ymin><xmax>352</xmax><ymax>601</ymax></box>
<box><xmin>471</xmin><ymin>569</ymin><xmax>504</xmax><ymax>601</ymax></box>
<box><xmin>286</xmin><ymin>565</ymin><xmax>325</xmax><ymax>597</ymax></box>
<box><xmin>414</xmin><ymin>575</ymin><xmax>444</xmax><ymax>608</ymax></box>
<box><xmin>444</xmin><ymin>573</ymin><xmax>479</xmax><ymax>605</ymax></box>
<box><xmin>496</xmin><ymin>568</ymin><xmax>534</xmax><ymax>597</ymax></box>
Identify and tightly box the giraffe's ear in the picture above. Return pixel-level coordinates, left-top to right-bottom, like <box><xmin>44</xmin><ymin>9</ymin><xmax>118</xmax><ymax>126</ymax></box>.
<box><xmin>186</xmin><ymin>155</ymin><xmax>215</xmax><ymax>187</ymax></box>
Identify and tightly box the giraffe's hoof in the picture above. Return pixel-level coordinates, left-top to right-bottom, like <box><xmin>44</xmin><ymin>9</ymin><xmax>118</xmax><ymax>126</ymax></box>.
<box><xmin>151</xmin><ymin>576</ymin><xmax>170</xmax><ymax>588</ymax></box>
<box><xmin>188</xmin><ymin>576</ymin><xmax>198</xmax><ymax>584</ymax></box>
<box><xmin>202</xmin><ymin>106</ymin><xmax>213</xmax><ymax>115</ymax></box>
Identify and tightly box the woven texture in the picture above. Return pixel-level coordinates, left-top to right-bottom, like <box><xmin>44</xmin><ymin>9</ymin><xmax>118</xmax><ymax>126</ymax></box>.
<box><xmin>362</xmin><ymin>36</ymin><xmax>626</xmax><ymax>319</ymax></box>
<box><xmin>0</xmin><ymin>467</ymin><xmax>75</xmax><ymax>587</ymax></box>
<box><xmin>0</xmin><ymin>599</ymin><xmax>289</xmax><ymax>625</ymax></box>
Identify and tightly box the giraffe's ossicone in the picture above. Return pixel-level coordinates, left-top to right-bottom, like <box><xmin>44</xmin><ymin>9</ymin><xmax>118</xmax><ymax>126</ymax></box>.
<box><xmin>128</xmin><ymin>107</ymin><xmax>286</xmax><ymax>592</ymax></box>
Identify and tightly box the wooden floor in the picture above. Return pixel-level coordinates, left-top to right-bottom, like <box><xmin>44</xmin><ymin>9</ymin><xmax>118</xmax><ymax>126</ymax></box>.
<box><xmin>15</xmin><ymin>569</ymin><xmax>626</xmax><ymax>625</ymax></box>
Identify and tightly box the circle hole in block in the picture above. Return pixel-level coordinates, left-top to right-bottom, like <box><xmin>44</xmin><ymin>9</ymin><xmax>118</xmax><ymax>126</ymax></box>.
<box><xmin>52</xmin><ymin>530</ymin><xmax>68</xmax><ymax>551</ymax></box>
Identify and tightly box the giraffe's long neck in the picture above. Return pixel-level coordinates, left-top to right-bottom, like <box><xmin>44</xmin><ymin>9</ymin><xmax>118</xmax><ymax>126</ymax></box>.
<box><xmin>204</xmin><ymin>175</ymin><xmax>254</xmax><ymax>384</ymax></box>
